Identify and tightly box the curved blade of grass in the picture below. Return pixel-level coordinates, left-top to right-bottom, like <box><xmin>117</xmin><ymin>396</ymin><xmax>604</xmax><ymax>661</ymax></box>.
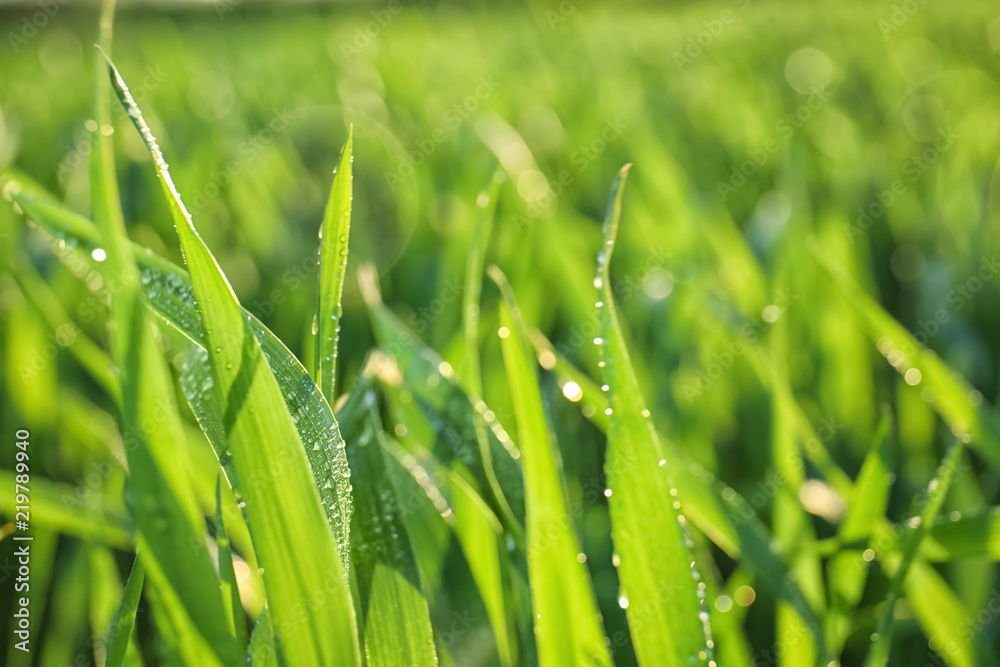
<box><xmin>812</xmin><ymin>244</ymin><xmax>1000</xmax><ymax>468</ymax></box>
<box><xmin>596</xmin><ymin>165</ymin><xmax>713</xmax><ymax>666</ymax></box>
<box><xmin>491</xmin><ymin>266</ymin><xmax>611</xmax><ymax>667</ymax></box>
<box><xmin>359</xmin><ymin>266</ymin><xmax>526</xmax><ymax>548</ymax></box>
<box><xmin>216</xmin><ymin>476</ymin><xmax>249</xmax><ymax>653</ymax></box>
<box><xmin>526</xmin><ymin>327</ymin><xmax>825</xmax><ymax>652</ymax></box>
<box><xmin>2</xmin><ymin>174</ymin><xmax>353</xmax><ymax>568</ymax></box>
<box><xmin>91</xmin><ymin>16</ymin><xmax>238</xmax><ymax>666</ymax></box>
<box><xmin>106</xmin><ymin>57</ymin><xmax>360</xmax><ymax>667</ymax></box>
<box><xmin>865</xmin><ymin>441</ymin><xmax>964</xmax><ymax>667</ymax></box>
<box><xmin>827</xmin><ymin>410</ymin><xmax>894</xmax><ymax>654</ymax></box>
<box><xmin>337</xmin><ymin>389</ymin><xmax>438</xmax><ymax>667</ymax></box>
<box><xmin>105</xmin><ymin>554</ymin><xmax>145</xmax><ymax>667</ymax></box>
<box><xmin>314</xmin><ymin>126</ymin><xmax>353</xmax><ymax>400</ymax></box>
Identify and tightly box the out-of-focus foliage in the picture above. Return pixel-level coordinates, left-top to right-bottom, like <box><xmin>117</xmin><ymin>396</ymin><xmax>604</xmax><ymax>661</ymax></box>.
<box><xmin>1</xmin><ymin>1</ymin><xmax>1000</xmax><ymax>666</ymax></box>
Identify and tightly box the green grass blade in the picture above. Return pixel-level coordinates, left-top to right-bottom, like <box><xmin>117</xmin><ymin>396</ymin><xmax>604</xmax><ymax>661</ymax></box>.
<box><xmin>448</xmin><ymin>472</ymin><xmax>518</xmax><ymax>667</ymax></box>
<box><xmin>865</xmin><ymin>441</ymin><xmax>964</xmax><ymax>667</ymax></box>
<box><xmin>2</xmin><ymin>174</ymin><xmax>353</xmax><ymax>567</ymax></box>
<box><xmin>919</xmin><ymin>506</ymin><xmax>1000</xmax><ymax>560</ymax></box>
<box><xmin>338</xmin><ymin>389</ymin><xmax>438</xmax><ymax>667</ymax></box>
<box><xmin>812</xmin><ymin>245</ymin><xmax>1000</xmax><ymax>467</ymax></box>
<box><xmin>902</xmin><ymin>562</ymin><xmax>981</xmax><ymax>667</ymax></box>
<box><xmin>463</xmin><ymin>170</ymin><xmax>502</xmax><ymax>398</ymax></box>
<box><xmin>379</xmin><ymin>382</ymin><xmax>517</xmax><ymax>667</ymax></box>
<box><xmin>314</xmin><ymin>127</ymin><xmax>353</xmax><ymax>400</ymax></box>
<box><xmin>491</xmin><ymin>266</ymin><xmax>611</xmax><ymax>667</ymax></box>
<box><xmin>3</xmin><ymin>253</ymin><xmax>119</xmax><ymax>402</ymax></box>
<box><xmin>828</xmin><ymin>410</ymin><xmax>894</xmax><ymax>654</ymax></box>
<box><xmin>359</xmin><ymin>267</ymin><xmax>526</xmax><ymax>548</ymax></box>
<box><xmin>105</xmin><ymin>554</ymin><xmax>145</xmax><ymax>667</ymax></box>
<box><xmin>769</xmin><ymin>293</ymin><xmax>825</xmax><ymax>667</ymax></box>
<box><xmin>595</xmin><ymin>165</ymin><xmax>713</xmax><ymax>665</ymax></box>
<box><xmin>0</xmin><ymin>469</ymin><xmax>132</xmax><ymax>546</ymax></box>
<box><xmin>91</xmin><ymin>16</ymin><xmax>238</xmax><ymax>666</ymax></box>
<box><xmin>216</xmin><ymin>476</ymin><xmax>249</xmax><ymax>653</ymax></box>
<box><xmin>526</xmin><ymin>328</ymin><xmax>826</xmax><ymax>654</ymax></box>
<box><xmin>106</xmin><ymin>57</ymin><xmax>360</xmax><ymax>667</ymax></box>
<box><xmin>248</xmin><ymin>612</ymin><xmax>279</xmax><ymax>667</ymax></box>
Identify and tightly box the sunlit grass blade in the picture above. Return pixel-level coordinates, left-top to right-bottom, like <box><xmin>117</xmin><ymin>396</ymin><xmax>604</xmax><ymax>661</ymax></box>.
<box><xmin>359</xmin><ymin>265</ymin><xmax>526</xmax><ymax>547</ymax></box>
<box><xmin>314</xmin><ymin>126</ymin><xmax>353</xmax><ymax>400</ymax></box>
<box><xmin>595</xmin><ymin>165</ymin><xmax>713</xmax><ymax>665</ymax></box>
<box><xmin>490</xmin><ymin>265</ymin><xmax>611</xmax><ymax>666</ymax></box>
<box><xmin>463</xmin><ymin>169</ymin><xmax>502</xmax><ymax>397</ymax></box>
<box><xmin>919</xmin><ymin>506</ymin><xmax>1000</xmax><ymax>560</ymax></box>
<box><xmin>828</xmin><ymin>410</ymin><xmax>894</xmax><ymax>654</ymax></box>
<box><xmin>216</xmin><ymin>476</ymin><xmax>249</xmax><ymax>653</ymax></box>
<box><xmin>1</xmin><ymin>173</ymin><xmax>353</xmax><ymax>566</ymax></box>
<box><xmin>865</xmin><ymin>441</ymin><xmax>964</xmax><ymax>667</ymax></box>
<box><xmin>526</xmin><ymin>327</ymin><xmax>826</xmax><ymax>652</ymax></box>
<box><xmin>448</xmin><ymin>471</ymin><xmax>518</xmax><ymax>667</ymax></box>
<box><xmin>337</xmin><ymin>389</ymin><xmax>438</xmax><ymax>666</ymax></box>
<box><xmin>811</xmin><ymin>244</ymin><xmax>1000</xmax><ymax>467</ymax></box>
<box><xmin>106</xmin><ymin>57</ymin><xmax>360</xmax><ymax>667</ymax></box>
<box><xmin>91</xmin><ymin>15</ymin><xmax>238</xmax><ymax>665</ymax></box>
<box><xmin>105</xmin><ymin>553</ymin><xmax>145</xmax><ymax>667</ymax></box>
<box><xmin>901</xmin><ymin>561</ymin><xmax>983</xmax><ymax>667</ymax></box>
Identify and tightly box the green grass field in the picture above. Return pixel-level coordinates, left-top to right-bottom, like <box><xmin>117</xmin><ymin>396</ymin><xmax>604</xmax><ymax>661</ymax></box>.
<box><xmin>1</xmin><ymin>1</ymin><xmax>1000</xmax><ymax>665</ymax></box>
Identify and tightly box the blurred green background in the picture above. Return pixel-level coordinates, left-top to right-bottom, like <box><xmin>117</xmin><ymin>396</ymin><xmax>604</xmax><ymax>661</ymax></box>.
<box><xmin>1</xmin><ymin>0</ymin><xmax>1000</xmax><ymax>665</ymax></box>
